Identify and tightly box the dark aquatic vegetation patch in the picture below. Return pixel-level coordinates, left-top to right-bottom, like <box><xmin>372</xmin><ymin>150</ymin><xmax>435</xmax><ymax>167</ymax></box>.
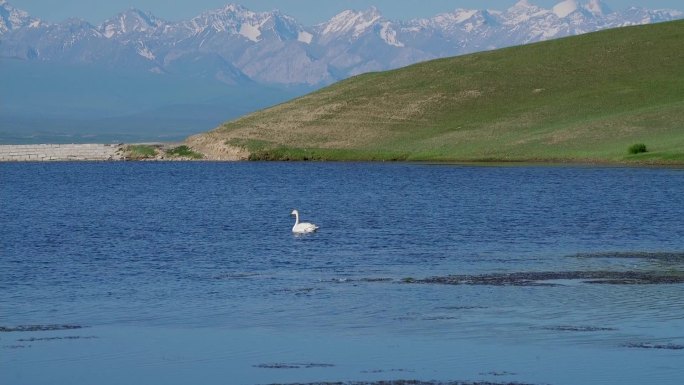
<box><xmin>584</xmin><ymin>275</ymin><xmax>684</xmax><ymax>285</ymax></box>
<box><xmin>329</xmin><ymin>271</ymin><xmax>684</xmax><ymax>286</ymax></box>
<box><xmin>262</xmin><ymin>380</ymin><xmax>540</xmax><ymax>385</ymax></box>
<box><xmin>479</xmin><ymin>371</ymin><xmax>517</xmax><ymax>377</ymax></box>
<box><xmin>331</xmin><ymin>277</ymin><xmax>395</xmax><ymax>284</ymax></box>
<box><xmin>575</xmin><ymin>251</ymin><xmax>684</xmax><ymax>262</ymax></box>
<box><xmin>423</xmin><ymin>316</ymin><xmax>461</xmax><ymax>321</ymax></box>
<box><xmin>330</xmin><ymin>277</ymin><xmax>394</xmax><ymax>283</ymax></box>
<box><xmin>536</xmin><ymin>325</ymin><xmax>617</xmax><ymax>332</ymax></box>
<box><xmin>0</xmin><ymin>324</ymin><xmax>85</xmax><ymax>332</ymax></box>
<box><xmin>3</xmin><ymin>344</ymin><xmax>30</xmax><ymax>349</ymax></box>
<box><xmin>358</xmin><ymin>278</ymin><xmax>394</xmax><ymax>282</ymax></box>
<box><xmin>406</xmin><ymin>271</ymin><xmax>684</xmax><ymax>286</ymax></box>
<box><xmin>255</xmin><ymin>363</ymin><xmax>302</xmax><ymax>369</ymax></box>
<box><xmin>361</xmin><ymin>369</ymin><xmax>415</xmax><ymax>374</ymax></box>
<box><xmin>622</xmin><ymin>342</ymin><xmax>684</xmax><ymax>350</ymax></box>
<box><xmin>17</xmin><ymin>336</ymin><xmax>98</xmax><ymax>342</ymax></box>
<box><xmin>408</xmin><ymin>273</ymin><xmax>554</xmax><ymax>286</ymax></box>
<box><xmin>303</xmin><ymin>363</ymin><xmax>336</xmax><ymax>368</ymax></box>
<box><xmin>254</xmin><ymin>362</ymin><xmax>335</xmax><ymax>369</ymax></box>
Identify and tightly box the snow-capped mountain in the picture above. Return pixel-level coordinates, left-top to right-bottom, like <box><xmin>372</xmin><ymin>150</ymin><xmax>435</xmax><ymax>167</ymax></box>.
<box><xmin>1</xmin><ymin>1</ymin><xmax>682</xmax><ymax>85</ymax></box>
<box><xmin>316</xmin><ymin>7</ymin><xmax>384</xmax><ymax>43</ymax></box>
<box><xmin>0</xmin><ymin>0</ymin><xmax>40</xmax><ymax>33</ymax></box>
<box><xmin>176</xmin><ymin>4</ymin><xmax>307</xmax><ymax>43</ymax></box>
<box><xmin>100</xmin><ymin>9</ymin><xmax>165</xmax><ymax>39</ymax></box>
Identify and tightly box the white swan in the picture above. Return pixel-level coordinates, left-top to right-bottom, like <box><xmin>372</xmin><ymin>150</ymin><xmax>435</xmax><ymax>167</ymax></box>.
<box><xmin>291</xmin><ymin>209</ymin><xmax>319</xmax><ymax>233</ymax></box>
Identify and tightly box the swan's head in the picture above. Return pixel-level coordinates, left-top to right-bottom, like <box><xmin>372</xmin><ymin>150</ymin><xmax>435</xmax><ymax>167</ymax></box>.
<box><xmin>290</xmin><ymin>209</ymin><xmax>299</xmax><ymax>216</ymax></box>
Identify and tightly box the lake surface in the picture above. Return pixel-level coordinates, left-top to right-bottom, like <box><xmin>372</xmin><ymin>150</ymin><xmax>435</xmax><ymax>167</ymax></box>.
<box><xmin>2</xmin><ymin>162</ymin><xmax>684</xmax><ymax>385</ymax></box>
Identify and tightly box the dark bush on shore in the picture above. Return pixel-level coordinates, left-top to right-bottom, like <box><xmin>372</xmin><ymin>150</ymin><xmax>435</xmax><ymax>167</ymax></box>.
<box><xmin>628</xmin><ymin>143</ymin><xmax>647</xmax><ymax>154</ymax></box>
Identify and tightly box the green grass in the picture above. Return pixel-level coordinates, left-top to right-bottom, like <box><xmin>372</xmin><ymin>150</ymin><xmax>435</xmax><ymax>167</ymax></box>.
<box><xmin>194</xmin><ymin>20</ymin><xmax>684</xmax><ymax>164</ymax></box>
<box><xmin>247</xmin><ymin>147</ymin><xmax>410</xmax><ymax>161</ymax></box>
<box><xmin>165</xmin><ymin>145</ymin><xmax>204</xmax><ymax>159</ymax></box>
<box><xmin>125</xmin><ymin>144</ymin><xmax>158</xmax><ymax>159</ymax></box>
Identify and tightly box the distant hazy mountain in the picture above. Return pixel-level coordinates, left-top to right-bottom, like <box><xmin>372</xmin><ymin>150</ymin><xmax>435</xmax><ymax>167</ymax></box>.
<box><xmin>1</xmin><ymin>0</ymin><xmax>682</xmax><ymax>143</ymax></box>
<box><xmin>0</xmin><ymin>56</ymin><xmax>308</xmax><ymax>143</ymax></box>
<box><xmin>2</xmin><ymin>0</ymin><xmax>681</xmax><ymax>86</ymax></box>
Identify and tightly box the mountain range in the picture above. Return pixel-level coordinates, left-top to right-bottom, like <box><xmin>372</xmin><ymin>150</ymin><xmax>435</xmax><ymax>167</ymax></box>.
<box><xmin>1</xmin><ymin>0</ymin><xmax>682</xmax><ymax>143</ymax></box>
<box><xmin>2</xmin><ymin>0</ymin><xmax>682</xmax><ymax>86</ymax></box>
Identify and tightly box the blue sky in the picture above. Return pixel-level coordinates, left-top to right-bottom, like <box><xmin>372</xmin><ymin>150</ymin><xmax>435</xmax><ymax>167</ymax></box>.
<box><xmin>10</xmin><ymin>0</ymin><xmax>684</xmax><ymax>25</ymax></box>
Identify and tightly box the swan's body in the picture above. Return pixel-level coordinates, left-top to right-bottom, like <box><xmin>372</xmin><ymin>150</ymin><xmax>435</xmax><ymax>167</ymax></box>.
<box><xmin>291</xmin><ymin>210</ymin><xmax>319</xmax><ymax>233</ymax></box>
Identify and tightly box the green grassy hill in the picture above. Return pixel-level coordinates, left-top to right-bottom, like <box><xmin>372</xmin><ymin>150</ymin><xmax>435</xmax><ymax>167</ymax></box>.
<box><xmin>188</xmin><ymin>20</ymin><xmax>684</xmax><ymax>163</ymax></box>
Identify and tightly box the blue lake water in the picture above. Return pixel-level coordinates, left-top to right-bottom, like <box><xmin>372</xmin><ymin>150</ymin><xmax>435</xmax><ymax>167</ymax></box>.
<box><xmin>2</xmin><ymin>162</ymin><xmax>684</xmax><ymax>385</ymax></box>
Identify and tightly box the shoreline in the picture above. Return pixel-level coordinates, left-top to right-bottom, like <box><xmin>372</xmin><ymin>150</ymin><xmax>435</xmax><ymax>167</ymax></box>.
<box><xmin>0</xmin><ymin>142</ymin><xmax>193</xmax><ymax>162</ymax></box>
<box><xmin>0</xmin><ymin>143</ymin><xmax>124</xmax><ymax>162</ymax></box>
<box><xmin>1</xmin><ymin>143</ymin><xmax>683</xmax><ymax>167</ymax></box>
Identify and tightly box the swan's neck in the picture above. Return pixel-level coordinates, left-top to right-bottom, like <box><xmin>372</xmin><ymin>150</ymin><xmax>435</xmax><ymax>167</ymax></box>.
<box><xmin>293</xmin><ymin>212</ymin><xmax>300</xmax><ymax>225</ymax></box>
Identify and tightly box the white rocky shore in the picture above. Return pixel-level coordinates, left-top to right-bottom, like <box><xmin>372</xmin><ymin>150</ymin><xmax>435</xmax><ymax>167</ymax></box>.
<box><xmin>0</xmin><ymin>144</ymin><xmax>124</xmax><ymax>161</ymax></box>
<box><xmin>0</xmin><ymin>143</ymin><xmax>209</xmax><ymax>161</ymax></box>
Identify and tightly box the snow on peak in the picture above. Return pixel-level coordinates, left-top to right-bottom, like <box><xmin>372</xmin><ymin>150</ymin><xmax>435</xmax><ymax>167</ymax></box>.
<box><xmin>1</xmin><ymin>1</ymin><xmax>37</xmax><ymax>34</ymax></box>
<box><xmin>424</xmin><ymin>9</ymin><xmax>498</xmax><ymax>33</ymax></box>
<box><xmin>379</xmin><ymin>22</ymin><xmax>404</xmax><ymax>47</ymax></box>
<box><xmin>239</xmin><ymin>22</ymin><xmax>261</xmax><ymax>41</ymax></box>
<box><xmin>506</xmin><ymin>0</ymin><xmax>550</xmax><ymax>24</ymax></box>
<box><xmin>431</xmin><ymin>9</ymin><xmax>479</xmax><ymax>27</ymax></box>
<box><xmin>512</xmin><ymin>0</ymin><xmax>535</xmax><ymax>10</ymax></box>
<box><xmin>321</xmin><ymin>7</ymin><xmax>383</xmax><ymax>37</ymax></box>
<box><xmin>101</xmin><ymin>8</ymin><xmax>163</xmax><ymax>38</ymax></box>
<box><xmin>297</xmin><ymin>30</ymin><xmax>313</xmax><ymax>44</ymax></box>
<box><xmin>452</xmin><ymin>9</ymin><xmax>479</xmax><ymax>23</ymax></box>
<box><xmin>507</xmin><ymin>1</ymin><xmax>542</xmax><ymax>16</ymax></box>
<box><xmin>553</xmin><ymin>0</ymin><xmax>579</xmax><ymax>18</ymax></box>
<box><xmin>186</xmin><ymin>5</ymin><xmax>253</xmax><ymax>34</ymax></box>
<box><xmin>583</xmin><ymin>0</ymin><xmax>611</xmax><ymax>17</ymax></box>
<box><xmin>136</xmin><ymin>43</ymin><xmax>156</xmax><ymax>60</ymax></box>
<box><xmin>207</xmin><ymin>5</ymin><xmax>249</xmax><ymax>19</ymax></box>
<box><xmin>222</xmin><ymin>3</ymin><xmax>243</xmax><ymax>13</ymax></box>
<box><xmin>208</xmin><ymin>3</ymin><xmax>249</xmax><ymax>18</ymax></box>
<box><xmin>180</xmin><ymin>4</ymin><xmax>306</xmax><ymax>42</ymax></box>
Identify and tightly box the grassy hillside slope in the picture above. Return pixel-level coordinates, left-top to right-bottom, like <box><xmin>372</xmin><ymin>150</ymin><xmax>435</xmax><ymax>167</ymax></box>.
<box><xmin>188</xmin><ymin>20</ymin><xmax>684</xmax><ymax>163</ymax></box>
